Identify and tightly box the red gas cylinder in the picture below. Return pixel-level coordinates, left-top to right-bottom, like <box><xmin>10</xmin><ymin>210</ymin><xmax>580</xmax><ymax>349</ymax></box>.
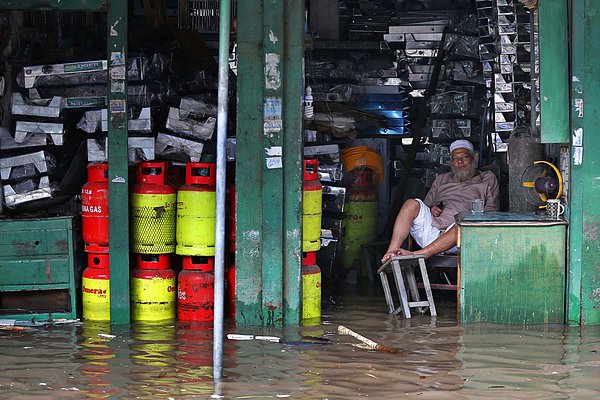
<box><xmin>302</xmin><ymin>159</ymin><xmax>323</xmax><ymax>252</ymax></box>
<box><xmin>82</xmin><ymin>253</ymin><xmax>110</xmax><ymax>321</ymax></box>
<box><xmin>82</xmin><ymin>163</ymin><xmax>109</xmax><ymax>253</ymax></box>
<box><xmin>131</xmin><ymin>254</ymin><xmax>177</xmax><ymax>321</ymax></box>
<box><xmin>130</xmin><ymin>162</ymin><xmax>177</xmax><ymax>254</ymax></box>
<box><xmin>178</xmin><ymin>256</ymin><xmax>215</xmax><ymax>322</ymax></box>
<box><xmin>226</xmin><ymin>263</ymin><xmax>236</xmax><ymax>318</ymax></box>
<box><xmin>226</xmin><ymin>185</ymin><xmax>236</xmax><ymax>253</ymax></box>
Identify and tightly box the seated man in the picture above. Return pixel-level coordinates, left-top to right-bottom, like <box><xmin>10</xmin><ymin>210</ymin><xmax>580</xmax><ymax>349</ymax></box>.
<box><xmin>382</xmin><ymin>139</ymin><xmax>499</xmax><ymax>263</ymax></box>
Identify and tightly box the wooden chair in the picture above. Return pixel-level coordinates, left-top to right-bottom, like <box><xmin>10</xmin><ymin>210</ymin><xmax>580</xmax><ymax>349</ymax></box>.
<box><xmin>377</xmin><ymin>255</ymin><xmax>437</xmax><ymax>318</ymax></box>
<box><xmin>362</xmin><ymin>240</ymin><xmax>458</xmax><ymax>291</ymax></box>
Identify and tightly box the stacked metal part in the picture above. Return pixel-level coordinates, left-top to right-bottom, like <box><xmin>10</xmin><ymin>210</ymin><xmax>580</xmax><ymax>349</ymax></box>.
<box><xmin>343</xmin><ymin>0</ymin><xmax>398</xmax><ymax>41</ymax></box>
<box><xmin>530</xmin><ymin>8</ymin><xmax>540</xmax><ymax>135</ymax></box>
<box><xmin>0</xmin><ymin>56</ymin><xmax>170</xmax><ymax>209</ymax></box>
<box><xmin>42</xmin><ymin>57</ymin><xmax>156</xmax><ymax>163</ymax></box>
<box><xmin>0</xmin><ymin>93</ymin><xmax>62</xmax><ymax>207</ymax></box>
<box><xmin>156</xmin><ymin>97</ymin><xmax>217</xmax><ymax>162</ymax></box>
<box><xmin>386</xmin><ymin>11</ymin><xmax>484</xmax><ymax>143</ymax></box>
<box><xmin>306</xmin><ymin>1</ymin><xmax>414</xmax><ymax>137</ymax></box>
<box><xmin>78</xmin><ymin>106</ymin><xmax>154</xmax><ymax>163</ymax></box>
<box><xmin>477</xmin><ymin>0</ymin><xmax>533</xmax><ymax>140</ymax></box>
<box><xmin>385</xmin><ymin>12</ymin><xmax>454</xmax><ymax>93</ymax></box>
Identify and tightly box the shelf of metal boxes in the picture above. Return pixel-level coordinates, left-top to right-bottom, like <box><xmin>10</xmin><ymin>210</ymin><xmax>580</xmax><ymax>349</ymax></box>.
<box><xmin>0</xmin><ymin>216</ymin><xmax>77</xmax><ymax>321</ymax></box>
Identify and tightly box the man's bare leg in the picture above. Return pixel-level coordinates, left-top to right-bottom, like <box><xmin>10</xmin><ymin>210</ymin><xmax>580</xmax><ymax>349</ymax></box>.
<box><xmin>382</xmin><ymin>199</ymin><xmax>421</xmax><ymax>262</ymax></box>
<box><xmin>396</xmin><ymin>226</ymin><xmax>457</xmax><ymax>259</ymax></box>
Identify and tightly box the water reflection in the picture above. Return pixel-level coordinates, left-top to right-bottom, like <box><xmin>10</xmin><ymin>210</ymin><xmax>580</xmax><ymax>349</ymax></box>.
<box><xmin>176</xmin><ymin>322</ymin><xmax>216</xmax><ymax>396</ymax></box>
<box><xmin>127</xmin><ymin>322</ymin><xmax>180</xmax><ymax>396</ymax></box>
<box><xmin>0</xmin><ymin>291</ymin><xmax>599</xmax><ymax>399</ymax></box>
<box><xmin>77</xmin><ymin>321</ymin><xmax>118</xmax><ymax>398</ymax></box>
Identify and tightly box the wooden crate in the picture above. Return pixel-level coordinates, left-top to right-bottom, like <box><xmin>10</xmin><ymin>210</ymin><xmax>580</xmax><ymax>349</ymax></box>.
<box><xmin>0</xmin><ymin>216</ymin><xmax>77</xmax><ymax>321</ymax></box>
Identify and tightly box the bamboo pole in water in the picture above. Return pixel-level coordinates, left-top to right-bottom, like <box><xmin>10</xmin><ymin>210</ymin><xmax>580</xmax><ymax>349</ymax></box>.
<box><xmin>338</xmin><ymin>325</ymin><xmax>396</xmax><ymax>353</ymax></box>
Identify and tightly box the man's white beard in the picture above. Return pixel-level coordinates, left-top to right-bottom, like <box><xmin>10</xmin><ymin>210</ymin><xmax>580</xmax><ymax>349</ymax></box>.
<box><xmin>452</xmin><ymin>164</ymin><xmax>477</xmax><ymax>182</ymax></box>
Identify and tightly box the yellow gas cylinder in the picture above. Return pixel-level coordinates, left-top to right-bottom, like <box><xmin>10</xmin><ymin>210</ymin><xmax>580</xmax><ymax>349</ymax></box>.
<box><xmin>130</xmin><ymin>162</ymin><xmax>177</xmax><ymax>254</ymax></box>
<box><xmin>301</xmin><ymin>251</ymin><xmax>321</xmax><ymax>323</ymax></box>
<box><xmin>341</xmin><ymin>170</ymin><xmax>378</xmax><ymax>277</ymax></box>
<box><xmin>82</xmin><ymin>253</ymin><xmax>110</xmax><ymax>321</ymax></box>
<box><xmin>131</xmin><ymin>254</ymin><xmax>176</xmax><ymax>322</ymax></box>
<box><xmin>302</xmin><ymin>159</ymin><xmax>322</xmax><ymax>252</ymax></box>
<box><xmin>176</xmin><ymin>163</ymin><xmax>217</xmax><ymax>256</ymax></box>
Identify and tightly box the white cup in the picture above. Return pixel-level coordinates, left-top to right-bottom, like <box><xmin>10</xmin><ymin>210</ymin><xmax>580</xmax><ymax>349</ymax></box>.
<box><xmin>471</xmin><ymin>198</ymin><xmax>484</xmax><ymax>213</ymax></box>
<box><xmin>546</xmin><ymin>199</ymin><xmax>565</xmax><ymax>219</ymax></box>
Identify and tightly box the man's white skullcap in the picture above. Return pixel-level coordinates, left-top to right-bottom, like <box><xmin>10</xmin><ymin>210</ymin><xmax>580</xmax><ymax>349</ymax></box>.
<box><xmin>449</xmin><ymin>139</ymin><xmax>474</xmax><ymax>153</ymax></box>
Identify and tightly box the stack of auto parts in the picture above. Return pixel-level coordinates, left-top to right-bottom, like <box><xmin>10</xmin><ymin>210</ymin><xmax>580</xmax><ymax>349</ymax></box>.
<box><xmin>477</xmin><ymin>0</ymin><xmax>533</xmax><ymax>139</ymax></box>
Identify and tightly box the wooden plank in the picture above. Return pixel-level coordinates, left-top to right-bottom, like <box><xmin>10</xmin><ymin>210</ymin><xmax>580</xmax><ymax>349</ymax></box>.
<box><xmin>460</xmin><ymin>225</ymin><xmax>566</xmax><ymax>324</ymax></box>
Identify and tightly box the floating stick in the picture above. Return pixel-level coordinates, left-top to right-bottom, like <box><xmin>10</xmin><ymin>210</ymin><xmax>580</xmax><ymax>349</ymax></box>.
<box><xmin>337</xmin><ymin>325</ymin><xmax>396</xmax><ymax>353</ymax></box>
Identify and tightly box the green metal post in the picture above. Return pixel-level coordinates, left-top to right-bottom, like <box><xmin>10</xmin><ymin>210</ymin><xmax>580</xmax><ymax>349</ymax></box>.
<box><xmin>538</xmin><ymin>0</ymin><xmax>570</xmax><ymax>144</ymax></box>
<box><xmin>261</xmin><ymin>0</ymin><xmax>285</xmax><ymax>326</ymax></box>
<box><xmin>579</xmin><ymin>0</ymin><xmax>600</xmax><ymax>325</ymax></box>
<box><xmin>236</xmin><ymin>0</ymin><xmax>265</xmax><ymax>325</ymax></box>
<box><xmin>107</xmin><ymin>0</ymin><xmax>130</xmax><ymax>325</ymax></box>
<box><xmin>214</xmin><ymin>0</ymin><xmax>232</xmax><ymax>380</ymax></box>
<box><xmin>282</xmin><ymin>0</ymin><xmax>304</xmax><ymax>325</ymax></box>
<box><xmin>568</xmin><ymin>0</ymin><xmax>584</xmax><ymax>326</ymax></box>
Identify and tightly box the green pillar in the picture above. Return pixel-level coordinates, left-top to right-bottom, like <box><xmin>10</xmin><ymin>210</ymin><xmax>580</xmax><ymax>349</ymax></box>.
<box><xmin>107</xmin><ymin>0</ymin><xmax>130</xmax><ymax>325</ymax></box>
<box><xmin>568</xmin><ymin>0</ymin><xmax>584</xmax><ymax>326</ymax></box>
<box><xmin>236</xmin><ymin>0</ymin><xmax>265</xmax><ymax>325</ymax></box>
<box><xmin>261</xmin><ymin>0</ymin><xmax>285</xmax><ymax>326</ymax></box>
<box><xmin>577</xmin><ymin>0</ymin><xmax>600</xmax><ymax>325</ymax></box>
<box><xmin>236</xmin><ymin>0</ymin><xmax>304</xmax><ymax>326</ymax></box>
<box><xmin>538</xmin><ymin>0</ymin><xmax>569</xmax><ymax>143</ymax></box>
<box><xmin>282</xmin><ymin>0</ymin><xmax>304</xmax><ymax>326</ymax></box>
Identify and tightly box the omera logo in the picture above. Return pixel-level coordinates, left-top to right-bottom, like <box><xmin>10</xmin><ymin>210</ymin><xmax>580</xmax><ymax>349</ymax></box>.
<box><xmin>83</xmin><ymin>286</ymin><xmax>107</xmax><ymax>295</ymax></box>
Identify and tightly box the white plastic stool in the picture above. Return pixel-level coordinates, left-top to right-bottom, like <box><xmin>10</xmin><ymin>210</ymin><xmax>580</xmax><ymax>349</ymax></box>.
<box><xmin>377</xmin><ymin>255</ymin><xmax>437</xmax><ymax>318</ymax></box>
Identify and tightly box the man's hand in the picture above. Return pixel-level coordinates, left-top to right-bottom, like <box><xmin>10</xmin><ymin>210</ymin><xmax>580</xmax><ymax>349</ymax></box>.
<box><xmin>381</xmin><ymin>249</ymin><xmax>400</xmax><ymax>264</ymax></box>
<box><xmin>430</xmin><ymin>205</ymin><xmax>443</xmax><ymax>217</ymax></box>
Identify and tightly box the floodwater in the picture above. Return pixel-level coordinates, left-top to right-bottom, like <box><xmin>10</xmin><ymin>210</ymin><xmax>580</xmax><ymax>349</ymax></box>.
<box><xmin>1</xmin><ymin>288</ymin><xmax>599</xmax><ymax>399</ymax></box>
